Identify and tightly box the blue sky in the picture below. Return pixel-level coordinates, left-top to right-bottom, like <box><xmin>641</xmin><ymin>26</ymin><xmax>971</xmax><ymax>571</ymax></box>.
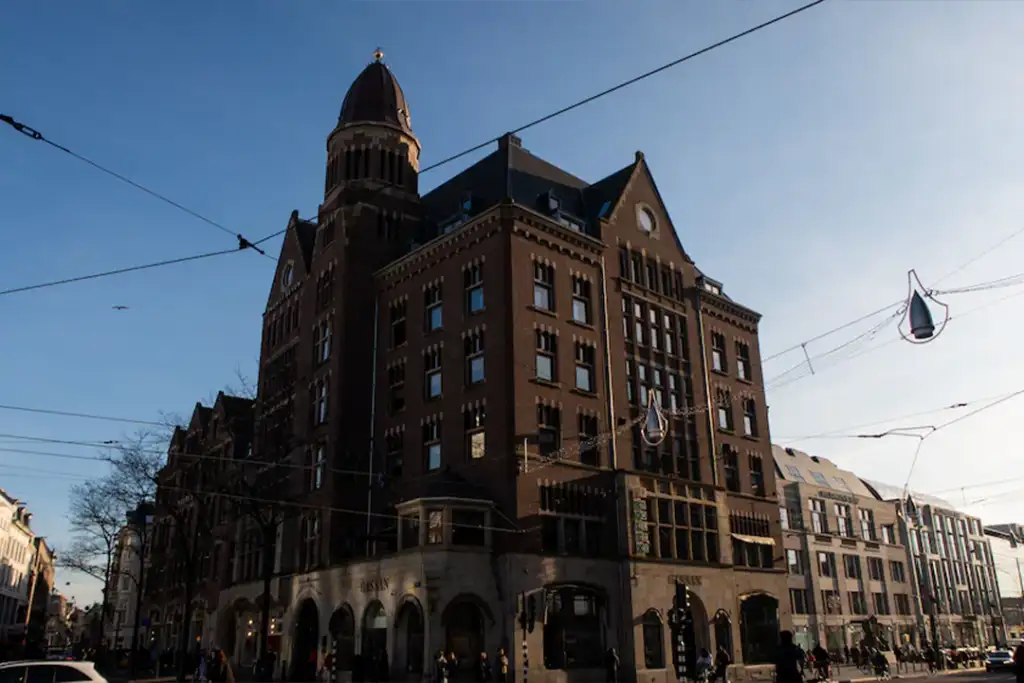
<box><xmin>3</xmin><ymin>2</ymin><xmax>1024</xmax><ymax>607</ymax></box>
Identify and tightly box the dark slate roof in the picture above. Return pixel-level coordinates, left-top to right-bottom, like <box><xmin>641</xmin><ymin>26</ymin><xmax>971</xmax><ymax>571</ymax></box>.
<box><xmin>293</xmin><ymin>218</ymin><xmax>316</xmax><ymax>271</ymax></box>
<box><xmin>419</xmin><ymin>134</ymin><xmax>636</xmax><ymax>242</ymax></box>
<box><xmin>217</xmin><ymin>392</ymin><xmax>254</xmax><ymax>422</ymax></box>
<box><xmin>339</xmin><ymin>60</ymin><xmax>413</xmax><ymax>134</ymax></box>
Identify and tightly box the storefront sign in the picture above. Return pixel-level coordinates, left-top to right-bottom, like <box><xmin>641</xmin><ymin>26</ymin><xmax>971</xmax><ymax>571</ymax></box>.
<box><xmin>361</xmin><ymin>578</ymin><xmax>390</xmax><ymax>593</ymax></box>
<box><xmin>820</xmin><ymin>491</ymin><xmax>857</xmax><ymax>505</ymax></box>
<box><xmin>668</xmin><ymin>575</ymin><xmax>703</xmax><ymax>587</ymax></box>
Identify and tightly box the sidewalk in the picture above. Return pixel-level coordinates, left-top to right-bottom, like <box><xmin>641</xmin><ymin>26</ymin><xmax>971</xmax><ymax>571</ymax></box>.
<box><xmin>835</xmin><ymin>664</ymin><xmax>985</xmax><ymax>683</ymax></box>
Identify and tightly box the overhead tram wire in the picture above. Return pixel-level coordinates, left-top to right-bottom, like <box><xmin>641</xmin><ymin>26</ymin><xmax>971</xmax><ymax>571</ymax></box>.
<box><xmin>2</xmin><ymin>2</ymin><xmax>825</xmax><ymax>299</ymax></box>
<box><xmin>416</xmin><ymin>0</ymin><xmax>828</xmax><ymax>176</ymax></box>
<box><xmin>0</xmin><ymin>227</ymin><xmax>285</xmax><ymax>298</ymax></box>
<box><xmin>0</xmin><ymin>113</ymin><xmax>272</xmax><ymax>260</ymax></box>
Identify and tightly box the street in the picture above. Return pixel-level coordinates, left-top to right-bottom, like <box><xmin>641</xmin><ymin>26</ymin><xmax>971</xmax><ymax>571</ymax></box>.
<box><xmin>827</xmin><ymin>667</ymin><xmax>1016</xmax><ymax>683</ymax></box>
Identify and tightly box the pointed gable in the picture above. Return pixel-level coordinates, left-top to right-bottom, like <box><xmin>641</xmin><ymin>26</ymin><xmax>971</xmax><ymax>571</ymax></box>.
<box><xmin>600</xmin><ymin>151</ymin><xmax>693</xmax><ymax>265</ymax></box>
<box><xmin>266</xmin><ymin>210</ymin><xmax>317</xmax><ymax>312</ymax></box>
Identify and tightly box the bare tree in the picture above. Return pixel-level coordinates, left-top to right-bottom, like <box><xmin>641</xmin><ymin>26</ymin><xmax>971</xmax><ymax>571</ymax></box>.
<box><xmin>106</xmin><ymin>435</ymin><xmax>212</xmax><ymax>682</ymax></box>
<box><xmin>60</xmin><ymin>479</ymin><xmax>124</xmax><ymax>646</ymax></box>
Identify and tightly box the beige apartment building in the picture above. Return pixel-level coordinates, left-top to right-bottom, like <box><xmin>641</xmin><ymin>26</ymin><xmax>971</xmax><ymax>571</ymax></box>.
<box><xmin>774</xmin><ymin>446</ymin><xmax>917</xmax><ymax>653</ymax></box>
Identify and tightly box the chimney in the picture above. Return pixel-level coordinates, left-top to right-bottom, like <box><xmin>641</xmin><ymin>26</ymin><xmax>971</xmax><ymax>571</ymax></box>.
<box><xmin>498</xmin><ymin>132</ymin><xmax>522</xmax><ymax>150</ymax></box>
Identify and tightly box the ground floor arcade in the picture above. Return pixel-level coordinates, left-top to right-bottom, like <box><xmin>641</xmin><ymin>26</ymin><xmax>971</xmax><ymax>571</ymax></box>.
<box><xmin>204</xmin><ymin>549</ymin><xmax>786</xmax><ymax>683</ymax></box>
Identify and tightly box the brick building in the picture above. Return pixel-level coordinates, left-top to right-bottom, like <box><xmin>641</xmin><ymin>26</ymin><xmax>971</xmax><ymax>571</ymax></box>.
<box><xmin>773</xmin><ymin>446</ymin><xmax>918</xmax><ymax>653</ymax></box>
<box><xmin>214</xmin><ymin>52</ymin><xmax>786</xmax><ymax>682</ymax></box>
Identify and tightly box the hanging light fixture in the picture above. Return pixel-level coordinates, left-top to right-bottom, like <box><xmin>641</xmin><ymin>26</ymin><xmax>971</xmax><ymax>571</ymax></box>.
<box><xmin>641</xmin><ymin>394</ymin><xmax>668</xmax><ymax>446</ymax></box>
<box><xmin>898</xmin><ymin>269</ymin><xmax>949</xmax><ymax>344</ymax></box>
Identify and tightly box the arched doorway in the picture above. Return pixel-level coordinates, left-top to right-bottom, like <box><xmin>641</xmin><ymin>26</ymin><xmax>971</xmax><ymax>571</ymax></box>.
<box><xmin>329</xmin><ymin>605</ymin><xmax>355</xmax><ymax>673</ymax></box>
<box><xmin>216</xmin><ymin>610</ymin><xmax>236</xmax><ymax>662</ymax></box>
<box><xmin>687</xmin><ymin>591</ymin><xmax>711</xmax><ymax>653</ymax></box>
<box><xmin>362</xmin><ymin>601</ymin><xmax>388</xmax><ymax>659</ymax></box>
<box><xmin>291</xmin><ymin>599</ymin><xmax>320</xmax><ymax>682</ymax></box>
<box><xmin>442</xmin><ymin>595</ymin><xmax>487</xmax><ymax>674</ymax></box>
<box><xmin>640</xmin><ymin>610</ymin><xmax>665</xmax><ymax>669</ymax></box>
<box><xmin>541</xmin><ymin>585</ymin><xmax>605</xmax><ymax>670</ymax></box>
<box><xmin>740</xmin><ymin>594</ymin><xmax>779</xmax><ymax>665</ymax></box>
<box><xmin>394</xmin><ymin>599</ymin><xmax>425</xmax><ymax>678</ymax></box>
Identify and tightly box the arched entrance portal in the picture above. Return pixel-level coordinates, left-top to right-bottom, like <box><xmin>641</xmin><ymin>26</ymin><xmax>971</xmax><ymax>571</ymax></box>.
<box><xmin>216</xmin><ymin>610</ymin><xmax>237</xmax><ymax>662</ymax></box>
<box><xmin>740</xmin><ymin>594</ymin><xmax>780</xmax><ymax>665</ymax></box>
<box><xmin>394</xmin><ymin>599</ymin><xmax>425</xmax><ymax>678</ymax></box>
<box><xmin>291</xmin><ymin>599</ymin><xmax>320</xmax><ymax>682</ymax></box>
<box><xmin>713</xmin><ymin>610</ymin><xmax>733</xmax><ymax>660</ymax></box>
<box><xmin>362</xmin><ymin>601</ymin><xmax>388</xmax><ymax>659</ymax></box>
<box><xmin>443</xmin><ymin>596</ymin><xmax>486</xmax><ymax>674</ymax></box>
<box><xmin>688</xmin><ymin>590</ymin><xmax>711</xmax><ymax>653</ymax></box>
<box><xmin>329</xmin><ymin>605</ymin><xmax>355</xmax><ymax>673</ymax></box>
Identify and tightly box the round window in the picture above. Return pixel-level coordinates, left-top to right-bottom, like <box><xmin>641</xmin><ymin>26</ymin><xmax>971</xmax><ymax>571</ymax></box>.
<box><xmin>638</xmin><ymin>207</ymin><xmax>656</xmax><ymax>233</ymax></box>
<box><xmin>282</xmin><ymin>263</ymin><xmax>294</xmax><ymax>288</ymax></box>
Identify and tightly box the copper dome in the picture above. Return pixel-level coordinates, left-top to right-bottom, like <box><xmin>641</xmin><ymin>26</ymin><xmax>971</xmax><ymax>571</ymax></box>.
<box><xmin>338</xmin><ymin>57</ymin><xmax>413</xmax><ymax>134</ymax></box>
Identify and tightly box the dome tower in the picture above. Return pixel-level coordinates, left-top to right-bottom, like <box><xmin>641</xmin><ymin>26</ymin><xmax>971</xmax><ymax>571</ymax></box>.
<box><xmin>323</xmin><ymin>49</ymin><xmax>421</xmax><ymax>201</ymax></box>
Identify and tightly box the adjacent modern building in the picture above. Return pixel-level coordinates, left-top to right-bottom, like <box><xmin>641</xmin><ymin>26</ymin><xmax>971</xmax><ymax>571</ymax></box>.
<box><xmin>0</xmin><ymin>489</ymin><xmax>36</xmax><ymax>644</ymax></box>
<box><xmin>773</xmin><ymin>446</ymin><xmax>917</xmax><ymax>653</ymax></box>
<box><xmin>160</xmin><ymin>52</ymin><xmax>791</xmax><ymax>683</ymax></box>
<box><xmin>864</xmin><ymin>481</ymin><xmax>1003</xmax><ymax>648</ymax></box>
<box><xmin>984</xmin><ymin>523</ymin><xmax>1024</xmax><ymax>643</ymax></box>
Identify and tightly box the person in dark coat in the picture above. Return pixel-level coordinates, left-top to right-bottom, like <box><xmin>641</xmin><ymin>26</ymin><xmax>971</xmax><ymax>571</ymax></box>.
<box><xmin>775</xmin><ymin>631</ymin><xmax>805</xmax><ymax>683</ymax></box>
<box><xmin>1013</xmin><ymin>643</ymin><xmax>1024</xmax><ymax>683</ymax></box>
<box><xmin>477</xmin><ymin>652</ymin><xmax>492</xmax><ymax>682</ymax></box>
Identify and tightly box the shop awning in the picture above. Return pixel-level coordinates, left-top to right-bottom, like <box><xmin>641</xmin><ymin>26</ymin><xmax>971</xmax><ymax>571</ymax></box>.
<box><xmin>732</xmin><ymin>533</ymin><xmax>775</xmax><ymax>546</ymax></box>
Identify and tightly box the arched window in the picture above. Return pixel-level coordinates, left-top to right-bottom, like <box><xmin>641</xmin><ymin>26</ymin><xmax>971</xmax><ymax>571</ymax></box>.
<box><xmin>641</xmin><ymin>610</ymin><xmax>665</xmax><ymax>669</ymax></box>
<box><xmin>714</xmin><ymin>611</ymin><xmax>732</xmax><ymax>660</ymax></box>
<box><xmin>362</xmin><ymin>601</ymin><xmax>388</xmax><ymax>657</ymax></box>
<box><xmin>329</xmin><ymin>606</ymin><xmax>355</xmax><ymax>671</ymax></box>
<box><xmin>542</xmin><ymin>586</ymin><xmax>604</xmax><ymax>670</ymax></box>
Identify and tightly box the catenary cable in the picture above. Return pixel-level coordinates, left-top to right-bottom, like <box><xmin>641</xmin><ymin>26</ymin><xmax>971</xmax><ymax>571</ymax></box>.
<box><xmin>0</xmin><ymin>228</ymin><xmax>285</xmax><ymax>298</ymax></box>
<box><xmin>417</xmin><ymin>0</ymin><xmax>828</xmax><ymax>176</ymax></box>
<box><xmin>0</xmin><ymin>113</ymin><xmax>271</xmax><ymax>260</ymax></box>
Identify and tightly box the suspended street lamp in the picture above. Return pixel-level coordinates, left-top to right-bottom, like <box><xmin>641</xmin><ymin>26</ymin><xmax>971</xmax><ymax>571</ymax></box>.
<box><xmin>642</xmin><ymin>394</ymin><xmax>668</xmax><ymax>447</ymax></box>
<box><xmin>898</xmin><ymin>269</ymin><xmax>950</xmax><ymax>344</ymax></box>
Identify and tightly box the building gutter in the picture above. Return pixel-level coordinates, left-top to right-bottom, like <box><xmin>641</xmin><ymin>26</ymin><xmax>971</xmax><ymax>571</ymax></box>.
<box><xmin>598</xmin><ymin>256</ymin><xmax>617</xmax><ymax>468</ymax></box>
<box><xmin>694</xmin><ymin>294</ymin><xmax>719</xmax><ymax>487</ymax></box>
<box><xmin>365</xmin><ymin>295</ymin><xmax>380</xmax><ymax>556</ymax></box>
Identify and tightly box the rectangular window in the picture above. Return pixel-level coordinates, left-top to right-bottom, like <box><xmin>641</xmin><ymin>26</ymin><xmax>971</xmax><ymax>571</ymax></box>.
<box><xmin>736</xmin><ymin>342</ymin><xmax>751</xmax><ymax>380</ymax></box>
<box><xmin>535</xmin><ymin>330</ymin><xmax>557</xmax><ymax>382</ymax></box>
<box><xmin>810</xmin><ymin>500</ymin><xmax>828</xmax><ymax>534</ymax></box>
<box><xmin>711</xmin><ymin>332</ymin><xmax>727</xmax><ymax>372</ymax></box>
<box><xmin>309</xmin><ymin>442</ymin><xmax>326</xmax><ymax>491</ymax></box>
<box><xmin>890</xmin><ymin>560</ymin><xmax>907</xmax><ymax>583</ymax></box>
<box><xmin>835</xmin><ymin>504</ymin><xmax>853</xmax><ymax>538</ymax></box>
<box><xmin>533</xmin><ymin>262</ymin><xmax>555</xmax><ymax>311</ymax></box>
<box><xmin>426</xmin><ymin>509</ymin><xmax>444</xmax><ymax>544</ymax></box>
<box><xmin>464</xmin><ymin>263</ymin><xmax>485</xmax><ymax>313</ymax></box>
<box><xmin>787</xmin><ymin>549</ymin><xmax>805</xmax><ymax>575</ymax></box>
<box><xmin>867</xmin><ymin>557</ymin><xmax>885</xmax><ymax>581</ymax></box>
<box><xmin>818</xmin><ymin>551</ymin><xmax>837</xmax><ymax>577</ymax></box>
<box><xmin>390</xmin><ymin>300</ymin><xmax>407</xmax><ymax>348</ymax></box>
<box><xmin>424</xmin><ymin>283</ymin><xmax>443</xmax><ymax>331</ymax></box>
<box><xmin>312</xmin><ymin>376</ymin><xmax>329</xmax><ymax>426</ymax></box>
<box><xmin>662</xmin><ymin>313</ymin><xmax>676</xmax><ymax>355</ymax></box>
<box><xmin>451</xmin><ymin>509</ymin><xmax>487</xmax><ymax>547</ymax></box>
<box><xmin>790</xmin><ymin>589</ymin><xmax>811</xmax><ymax>615</ymax></box>
<box><xmin>723</xmin><ymin>446</ymin><xmax>740</xmax><ymax>492</ymax></box>
<box><xmin>465</xmin><ymin>405</ymin><xmax>486</xmax><ymax>459</ymax></box>
<box><xmin>571</xmin><ymin>276</ymin><xmax>591</xmax><ymax>324</ymax></box>
<box><xmin>716</xmin><ymin>390</ymin><xmax>733</xmax><ymax>430</ymax></box>
<box><xmin>423</xmin><ymin>421</ymin><xmax>442</xmax><ymax>471</ymax></box>
<box><xmin>388</xmin><ymin>362</ymin><xmax>405</xmax><ymax>415</ymax></box>
<box><xmin>810</xmin><ymin>471</ymin><xmax>830</xmax><ymax>488</ymax></box>
<box><xmin>749</xmin><ymin>454</ymin><xmax>765</xmax><ymax>496</ymax></box>
<box><xmin>537</xmin><ymin>404</ymin><xmax>561</xmax><ymax>457</ymax></box>
<box><xmin>385</xmin><ymin>432</ymin><xmax>403</xmax><ymax>478</ymax></box>
<box><xmin>574</xmin><ymin>342</ymin><xmax>595</xmax><ymax>392</ymax></box>
<box><xmin>822</xmin><ymin>590</ymin><xmax>842</xmax><ymax>615</ymax></box>
<box><xmin>424</xmin><ymin>348</ymin><xmax>442</xmax><ymax>399</ymax></box>
<box><xmin>848</xmin><ymin>591</ymin><xmax>868</xmax><ymax>616</ymax></box>
<box><xmin>464</xmin><ymin>330</ymin><xmax>485</xmax><ymax>385</ymax></box>
<box><xmin>300</xmin><ymin>513</ymin><xmax>320</xmax><ymax>571</ymax></box>
<box><xmin>314</xmin><ymin>318</ymin><xmax>332</xmax><ymax>364</ymax></box>
<box><xmin>894</xmin><ymin>594</ymin><xmax>911</xmax><ymax>615</ymax></box>
<box><xmin>844</xmin><ymin>554</ymin><xmax>862</xmax><ymax>579</ymax></box>
<box><xmin>578</xmin><ymin>414</ymin><xmax>599</xmax><ymax>466</ymax></box>
<box><xmin>859</xmin><ymin>509</ymin><xmax>876</xmax><ymax>541</ymax></box>
<box><xmin>742</xmin><ymin>398</ymin><xmax>758</xmax><ymax>437</ymax></box>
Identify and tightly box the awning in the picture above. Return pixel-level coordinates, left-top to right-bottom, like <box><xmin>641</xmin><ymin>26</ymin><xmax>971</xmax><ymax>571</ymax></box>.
<box><xmin>732</xmin><ymin>533</ymin><xmax>775</xmax><ymax>546</ymax></box>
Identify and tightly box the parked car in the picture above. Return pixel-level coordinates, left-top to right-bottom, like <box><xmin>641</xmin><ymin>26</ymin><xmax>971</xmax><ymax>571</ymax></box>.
<box><xmin>0</xmin><ymin>660</ymin><xmax>107</xmax><ymax>683</ymax></box>
<box><xmin>985</xmin><ymin>649</ymin><xmax>1015</xmax><ymax>672</ymax></box>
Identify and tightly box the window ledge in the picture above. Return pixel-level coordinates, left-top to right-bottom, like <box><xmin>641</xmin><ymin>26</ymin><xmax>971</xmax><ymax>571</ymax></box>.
<box><xmin>736</xmin><ymin>377</ymin><xmax>754</xmax><ymax>386</ymax></box>
<box><xmin>528</xmin><ymin>305</ymin><xmax>558</xmax><ymax>319</ymax></box>
<box><xmin>571</xmin><ymin>388</ymin><xmax>598</xmax><ymax>399</ymax></box>
<box><xmin>711</xmin><ymin>368</ymin><xmax>728</xmax><ymax>377</ymax></box>
<box><xmin>717</xmin><ymin>427</ymin><xmax>735</xmax><ymax>435</ymax></box>
<box><xmin>568</xmin><ymin>319</ymin><xmax>594</xmax><ymax>331</ymax></box>
<box><xmin>467</xmin><ymin>307</ymin><xmax>486</xmax><ymax>316</ymax></box>
<box><xmin>741</xmin><ymin>433</ymin><xmax>760</xmax><ymax>442</ymax></box>
<box><xmin>531</xmin><ymin>378</ymin><xmax>561</xmax><ymax>389</ymax></box>
<box><xmin>425</xmin><ymin>326</ymin><xmax>444</xmax><ymax>335</ymax></box>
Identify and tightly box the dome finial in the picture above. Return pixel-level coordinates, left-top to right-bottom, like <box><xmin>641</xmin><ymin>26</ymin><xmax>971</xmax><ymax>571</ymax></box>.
<box><xmin>373</xmin><ymin>47</ymin><xmax>385</xmax><ymax>63</ymax></box>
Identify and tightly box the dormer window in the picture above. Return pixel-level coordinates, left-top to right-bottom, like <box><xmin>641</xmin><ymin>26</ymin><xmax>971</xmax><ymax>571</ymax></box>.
<box><xmin>461</xmin><ymin>193</ymin><xmax>473</xmax><ymax>213</ymax></box>
<box><xmin>546</xmin><ymin>192</ymin><xmax>561</xmax><ymax>214</ymax></box>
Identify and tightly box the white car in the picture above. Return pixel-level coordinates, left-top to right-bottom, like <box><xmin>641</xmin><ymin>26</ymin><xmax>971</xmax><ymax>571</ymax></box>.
<box><xmin>0</xmin><ymin>660</ymin><xmax>107</xmax><ymax>683</ymax></box>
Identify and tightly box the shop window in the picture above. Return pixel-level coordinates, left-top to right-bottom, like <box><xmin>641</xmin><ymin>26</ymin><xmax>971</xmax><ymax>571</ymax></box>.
<box><xmin>451</xmin><ymin>509</ymin><xmax>487</xmax><ymax>547</ymax></box>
